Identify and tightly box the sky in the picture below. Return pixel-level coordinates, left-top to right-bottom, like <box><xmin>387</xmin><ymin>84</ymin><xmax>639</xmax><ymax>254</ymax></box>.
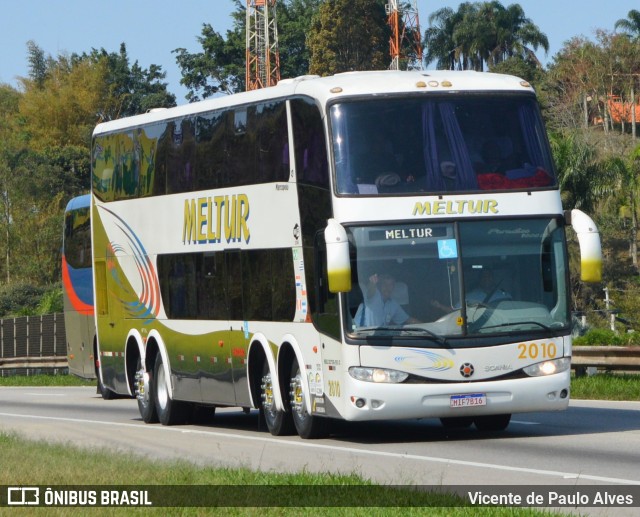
<box><xmin>1</xmin><ymin>0</ymin><xmax>638</xmax><ymax>105</ymax></box>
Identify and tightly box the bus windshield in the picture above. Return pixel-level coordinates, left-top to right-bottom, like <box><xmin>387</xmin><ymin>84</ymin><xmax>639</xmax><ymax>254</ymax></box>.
<box><xmin>344</xmin><ymin>218</ymin><xmax>569</xmax><ymax>342</ymax></box>
<box><xmin>331</xmin><ymin>94</ymin><xmax>556</xmax><ymax>195</ymax></box>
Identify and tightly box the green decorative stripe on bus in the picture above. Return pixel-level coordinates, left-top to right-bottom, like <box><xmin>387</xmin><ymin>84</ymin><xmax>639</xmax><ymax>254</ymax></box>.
<box><xmin>183</xmin><ymin>194</ymin><xmax>251</xmax><ymax>244</ymax></box>
<box><xmin>412</xmin><ymin>199</ymin><xmax>499</xmax><ymax>216</ymax></box>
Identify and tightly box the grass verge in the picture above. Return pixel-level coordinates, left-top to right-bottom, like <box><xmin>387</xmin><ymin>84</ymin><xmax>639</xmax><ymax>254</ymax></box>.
<box><xmin>0</xmin><ymin>373</ymin><xmax>95</xmax><ymax>387</ymax></box>
<box><xmin>570</xmin><ymin>372</ymin><xmax>640</xmax><ymax>400</ymax></box>
<box><xmin>0</xmin><ymin>432</ymin><xmax>552</xmax><ymax>516</ymax></box>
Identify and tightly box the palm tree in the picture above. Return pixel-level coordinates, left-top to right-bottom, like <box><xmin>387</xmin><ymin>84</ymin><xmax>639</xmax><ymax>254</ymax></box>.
<box><xmin>423</xmin><ymin>6</ymin><xmax>460</xmax><ymax>70</ymax></box>
<box><xmin>490</xmin><ymin>3</ymin><xmax>549</xmax><ymax>67</ymax></box>
<box><xmin>615</xmin><ymin>9</ymin><xmax>640</xmax><ymax>40</ymax></box>
<box><xmin>423</xmin><ymin>1</ymin><xmax>548</xmax><ymax>72</ymax></box>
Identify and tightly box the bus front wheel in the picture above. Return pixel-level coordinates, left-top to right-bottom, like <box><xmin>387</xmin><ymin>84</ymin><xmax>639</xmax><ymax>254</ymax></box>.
<box><xmin>289</xmin><ymin>358</ymin><xmax>328</xmax><ymax>439</ymax></box>
<box><xmin>440</xmin><ymin>417</ymin><xmax>474</xmax><ymax>429</ymax></box>
<box><xmin>474</xmin><ymin>414</ymin><xmax>511</xmax><ymax>431</ymax></box>
<box><xmin>154</xmin><ymin>354</ymin><xmax>189</xmax><ymax>426</ymax></box>
<box><xmin>259</xmin><ymin>362</ymin><xmax>294</xmax><ymax>436</ymax></box>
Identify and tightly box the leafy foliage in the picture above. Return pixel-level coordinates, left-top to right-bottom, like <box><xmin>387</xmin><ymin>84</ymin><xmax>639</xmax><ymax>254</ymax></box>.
<box><xmin>424</xmin><ymin>2</ymin><xmax>548</xmax><ymax>72</ymax></box>
<box><xmin>308</xmin><ymin>0</ymin><xmax>390</xmax><ymax>75</ymax></box>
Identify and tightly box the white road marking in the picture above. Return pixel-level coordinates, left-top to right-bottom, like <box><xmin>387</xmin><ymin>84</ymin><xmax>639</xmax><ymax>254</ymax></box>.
<box><xmin>1</xmin><ymin>411</ymin><xmax>638</xmax><ymax>485</ymax></box>
<box><xmin>24</xmin><ymin>393</ymin><xmax>68</xmax><ymax>397</ymax></box>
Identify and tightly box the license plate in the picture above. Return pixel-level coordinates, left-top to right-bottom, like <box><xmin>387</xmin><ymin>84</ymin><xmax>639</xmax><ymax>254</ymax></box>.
<box><xmin>450</xmin><ymin>393</ymin><xmax>486</xmax><ymax>408</ymax></box>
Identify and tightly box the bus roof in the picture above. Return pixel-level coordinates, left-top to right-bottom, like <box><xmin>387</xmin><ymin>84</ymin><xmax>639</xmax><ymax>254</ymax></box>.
<box><xmin>93</xmin><ymin>70</ymin><xmax>535</xmax><ymax>136</ymax></box>
<box><xmin>65</xmin><ymin>194</ymin><xmax>91</xmax><ymax>212</ymax></box>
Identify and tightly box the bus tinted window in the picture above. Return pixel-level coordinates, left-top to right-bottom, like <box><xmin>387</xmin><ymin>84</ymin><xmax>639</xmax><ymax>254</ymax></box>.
<box><xmin>291</xmin><ymin>98</ymin><xmax>329</xmax><ymax>188</ymax></box>
<box><xmin>93</xmin><ymin>100</ymin><xmax>289</xmax><ymax>201</ymax></box>
<box><xmin>63</xmin><ymin>206</ymin><xmax>91</xmax><ymax>269</ymax></box>
<box><xmin>158</xmin><ymin>249</ymin><xmax>295</xmax><ymax>322</ymax></box>
<box><xmin>331</xmin><ymin>95</ymin><xmax>555</xmax><ymax>195</ymax></box>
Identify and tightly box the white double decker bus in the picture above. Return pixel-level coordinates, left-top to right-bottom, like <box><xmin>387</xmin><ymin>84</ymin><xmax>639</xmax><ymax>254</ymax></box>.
<box><xmin>91</xmin><ymin>70</ymin><xmax>601</xmax><ymax>438</ymax></box>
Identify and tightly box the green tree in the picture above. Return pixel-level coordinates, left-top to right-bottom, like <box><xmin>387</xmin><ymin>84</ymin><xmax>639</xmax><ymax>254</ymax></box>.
<box><xmin>278</xmin><ymin>0</ymin><xmax>323</xmax><ymax>79</ymax></box>
<box><xmin>424</xmin><ymin>2</ymin><xmax>548</xmax><ymax>72</ymax></box>
<box><xmin>79</xmin><ymin>44</ymin><xmax>176</xmax><ymax>119</ymax></box>
<box><xmin>308</xmin><ymin>0</ymin><xmax>390</xmax><ymax>75</ymax></box>
<box><xmin>174</xmin><ymin>19</ymin><xmax>245</xmax><ymax>100</ymax></box>
<box><xmin>615</xmin><ymin>9</ymin><xmax>640</xmax><ymax>40</ymax></box>
<box><xmin>175</xmin><ymin>0</ymin><xmax>320</xmax><ymax>100</ymax></box>
<box><xmin>26</xmin><ymin>40</ymin><xmax>49</xmax><ymax>88</ymax></box>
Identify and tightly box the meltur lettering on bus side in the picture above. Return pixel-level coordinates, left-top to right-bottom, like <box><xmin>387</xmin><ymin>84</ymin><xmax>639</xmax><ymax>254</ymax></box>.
<box><xmin>412</xmin><ymin>199</ymin><xmax>499</xmax><ymax>216</ymax></box>
<box><xmin>183</xmin><ymin>194</ymin><xmax>251</xmax><ymax>244</ymax></box>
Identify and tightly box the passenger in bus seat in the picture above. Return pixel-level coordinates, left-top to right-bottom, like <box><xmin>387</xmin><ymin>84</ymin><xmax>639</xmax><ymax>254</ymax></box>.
<box><xmin>475</xmin><ymin>137</ymin><xmax>553</xmax><ymax>189</ymax></box>
<box><xmin>354</xmin><ymin>273</ymin><xmax>420</xmax><ymax>326</ymax></box>
<box><xmin>353</xmin><ymin>132</ymin><xmax>398</xmax><ymax>185</ymax></box>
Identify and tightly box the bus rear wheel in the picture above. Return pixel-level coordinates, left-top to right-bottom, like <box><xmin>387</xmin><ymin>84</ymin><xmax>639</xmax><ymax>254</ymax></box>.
<box><xmin>289</xmin><ymin>358</ymin><xmax>328</xmax><ymax>439</ymax></box>
<box><xmin>474</xmin><ymin>414</ymin><xmax>511</xmax><ymax>431</ymax></box>
<box><xmin>154</xmin><ymin>354</ymin><xmax>189</xmax><ymax>425</ymax></box>
<box><xmin>136</xmin><ymin>356</ymin><xmax>158</xmax><ymax>423</ymax></box>
<box><xmin>259</xmin><ymin>362</ymin><xmax>294</xmax><ymax>436</ymax></box>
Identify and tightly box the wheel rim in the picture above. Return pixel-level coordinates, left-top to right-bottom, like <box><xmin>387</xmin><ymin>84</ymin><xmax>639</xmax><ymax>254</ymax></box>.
<box><xmin>156</xmin><ymin>364</ymin><xmax>168</xmax><ymax>410</ymax></box>
<box><xmin>290</xmin><ymin>368</ymin><xmax>307</xmax><ymax>423</ymax></box>
<box><xmin>261</xmin><ymin>372</ymin><xmax>277</xmax><ymax>424</ymax></box>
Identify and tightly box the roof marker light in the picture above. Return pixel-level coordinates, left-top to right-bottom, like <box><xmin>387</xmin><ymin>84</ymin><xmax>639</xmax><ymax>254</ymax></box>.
<box><xmin>441</xmin><ymin>80</ymin><xmax>452</xmax><ymax>87</ymax></box>
<box><xmin>330</xmin><ymin>86</ymin><xmax>343</xmax><ymax>94</ymax></box>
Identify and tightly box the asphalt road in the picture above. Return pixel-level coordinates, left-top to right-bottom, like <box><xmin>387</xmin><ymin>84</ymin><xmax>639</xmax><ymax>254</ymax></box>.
<box><xmin>1</xmin><ymin>386</ymin><xmax>639</xmax><ymax>513</ymax></box>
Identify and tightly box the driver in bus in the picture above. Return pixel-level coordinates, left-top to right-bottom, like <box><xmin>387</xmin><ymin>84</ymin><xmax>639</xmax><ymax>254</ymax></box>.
<box><xmin>354</xmin><ymin>273</ymin><xmax>421</xmax><ymax>327</ymax></box>
<box><xmin>431</xmin><ymin>268</ymin><xmax>511</xmax><ymax>314</ymax></box>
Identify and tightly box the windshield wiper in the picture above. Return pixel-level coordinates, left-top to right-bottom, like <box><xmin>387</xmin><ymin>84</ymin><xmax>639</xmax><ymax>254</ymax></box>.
<box><xmin>353</xmin><ymin>326</ymin><xmax>449</xmax><ymax>347</ymax></box>
<box><xmin>476</xmin><ymin>320</ymin><xmax>556</xmax><ymax>332</ymax></box>
<box><xmin>394</xmin><ymin>326</ymin><xmax>449</xmax><ymax>347</ymax></box>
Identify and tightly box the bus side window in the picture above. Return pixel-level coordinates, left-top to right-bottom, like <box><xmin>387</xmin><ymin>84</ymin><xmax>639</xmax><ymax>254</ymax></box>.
<box><xmin>291</xmin><ymin>98</ymin><xmax>329</xmax><ymax>188</ymax></box>
<box><xmin>166</xmin><ymin>118</ymin><xmax>196</xmax><ymax>195</ymax></box>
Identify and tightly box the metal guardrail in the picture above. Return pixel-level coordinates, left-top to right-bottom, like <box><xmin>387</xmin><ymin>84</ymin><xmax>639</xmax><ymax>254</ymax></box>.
<box><xmin>572</xmin><ymin>346</ymin><xmax>640</xmax><ymax>376</ymax></box>
<box><xmin>0</xmin><ymin>356</ymin><xmax>67</xmax><ymax>369</ymax></box>
<box><xmin>0</xmin><ymin>314</ymin><xmax>67</xmax><ymax>375</ymax></box>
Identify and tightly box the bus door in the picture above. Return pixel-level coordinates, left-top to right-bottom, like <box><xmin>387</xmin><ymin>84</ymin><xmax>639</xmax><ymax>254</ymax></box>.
<box><xmin>223</xmin><ymin>250</ymin><xmax>252</xmax><ymax>407</ymax></box>
<box><xmin>196</xmin><ymin>252</ymin><xmax>236</xmax><ymax>406</ymax></box>
<box><xmin>93</xmin><ymin>258</ymin><xmax>126</xmax><ymax>391</ymax></box>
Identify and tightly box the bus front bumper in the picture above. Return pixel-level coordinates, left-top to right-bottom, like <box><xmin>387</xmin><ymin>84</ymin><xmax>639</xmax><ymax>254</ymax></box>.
<box><xmin>336</xmin><ymin>370</ymin><xmax>570</xmax><ymax>422</ymax></box>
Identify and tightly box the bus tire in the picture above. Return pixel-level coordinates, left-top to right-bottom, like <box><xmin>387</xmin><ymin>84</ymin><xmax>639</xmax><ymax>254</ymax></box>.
<box><xmin>137</xmin><ymin>356</ymin><xmax>158</xmax><ymax>424</ymax></box>
<box><xmin>440</xmin><ymin>417</ymin><xmax>474</xmax><ymax>429</ymax></box>
<box><xmin>474</xmin><ymin>414</ymin><xmax>511</xmax><ymax>431</ymax></box>
<box><xmin>289</xmin><ymin>357</ymin><xmax>329</xmax><ymax>439</ymax></box>
<box><xmin>153</xmin><ymin>353</ymin><xmax>189</xmax><ymax>426</ymax></box>
<box><xmin>98</xmin><ymin>377</ymin><xmax>117</xmax><ymax>400</ymax></box>
<box><xmin>259</xmin><ymin>361</ymin><xmax>294</xmax><ymax>436</ymax></box>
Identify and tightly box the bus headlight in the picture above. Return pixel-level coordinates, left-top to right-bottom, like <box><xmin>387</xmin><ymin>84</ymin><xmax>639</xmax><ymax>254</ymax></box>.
<box><xmin>349</xmin><ymin>367</ymin><xmax>409</xmax><ymax>383</ymax></box>
<box><xmin>523</xmin><ymin>357</ymin><xmax>571</xmax><ymax>377</ymax></box>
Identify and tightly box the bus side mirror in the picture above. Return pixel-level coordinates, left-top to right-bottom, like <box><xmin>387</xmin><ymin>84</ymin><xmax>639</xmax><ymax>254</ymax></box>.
<box><xmin>324</xmin><ymin>219</ymin><xmax>351</xmax><ymax>293</ymax></box>
<box><xmin>565</xmin><ymin>209</ymin><xmax>602</xmax><ymax>283</ymax></box>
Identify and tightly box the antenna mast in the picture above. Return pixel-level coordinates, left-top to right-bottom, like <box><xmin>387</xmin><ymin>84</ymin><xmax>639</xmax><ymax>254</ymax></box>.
<box><xmin>246</xmin><ymin>0</ymin><xmax>281</xmax><ymax>91</ymax></box>
<box><xmin>387</xmin><ymin>0</ymin><xmax>423</xmax><ymax>70</ymax></box>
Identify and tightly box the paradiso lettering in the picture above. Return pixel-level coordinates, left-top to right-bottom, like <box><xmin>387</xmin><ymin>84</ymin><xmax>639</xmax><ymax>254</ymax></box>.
<box><xmin>412</xmin><ymin>199</ymin><xmax>498</xmax><ymax>216</ymax></box>
<box><xmin>183</xmin><ymin>194</ymin><xmax>251</xmax><ymax>244</ymax></box>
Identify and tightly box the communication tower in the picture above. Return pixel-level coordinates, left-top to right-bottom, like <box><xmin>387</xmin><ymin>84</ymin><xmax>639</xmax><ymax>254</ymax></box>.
<box><xmin>246</xmin><ymin>0</ymin><xmax>281</xmax><ymax>91</ymax></box>
<box><xmin>386</xmin><ymin>0</ymin><xmax>423</xmax><ymax>70</ymax></box>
